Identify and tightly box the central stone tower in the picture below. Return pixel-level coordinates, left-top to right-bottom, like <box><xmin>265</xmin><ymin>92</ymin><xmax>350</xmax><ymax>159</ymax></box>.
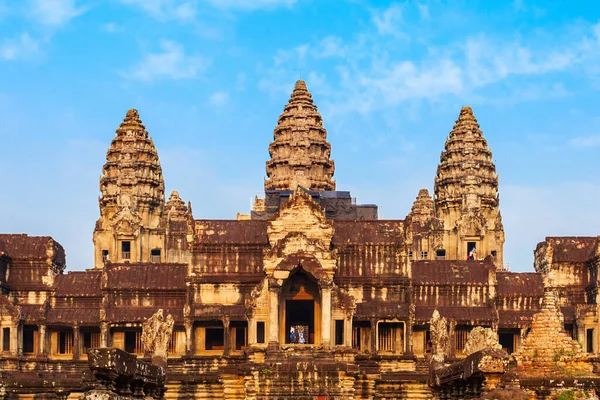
<box><xmin>264</xmin><ymin>80</ymin><xmax>336</xmax><ymax>191</ymax></box>
<box><xmin>433</xmin><ymin>106</ymin><xmax>504</xmax><ymax>266</ymax></box>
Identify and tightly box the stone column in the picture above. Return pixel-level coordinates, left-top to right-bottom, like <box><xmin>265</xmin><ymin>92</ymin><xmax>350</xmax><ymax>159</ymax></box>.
<box><xmin>39</xmin><ymin>324</ymin><xmax>47</xmax><ymax>357</ymax></box>
<box><xmin>248</xmin><ymin>314</ymin><xmax>256</xmax><ymax>346</ymax></box>
<box><xmin>370</xmin><ymin>318</ymin><xmax>377</xmax><ymax>353</ymax></box>
<box><xmin>268</xmin><ymin>287</ymin><xmax>279</xmax><ymax>344</ymax></box>
<box><xmin>406</xmin><ymin>320</ymin><xmax>413</xmax><ymax>355</ymax></box>
<box><xmin>184</xmin><ymin>319</ymin><xmax>193</xmax><ymax>356</ymax></box>
<box><xmin>73</xmin><ymin>325</ymin><xmax>80</xmax><ymax>360</ymax></box>
<box><xmin>321</xmin><ymin>285</ymin><xmax>332</xmax><ymax>347</ymax></box>
<box><xmin>449</xmin><ymin>320</ymin><xmax>457</xmax><ymax>358</ymax></box>
<box><xmin>345</xmin><ymin>315</ymin><xmax>352</xmax><ymax>347</ymax></box>
<box><xmin>101</xmin><ymin>322</ymin><xmax>109</xmax><ymax>348</ymax></box>
<box><xmin>13</xmin><ymin>323</ymin><xmax>20</xmax><ymax>357</ymax></box>
<box><xmin>223</xmin><ymin>317</ymin><xmax>231</xmax><ymax>356</ymax></box>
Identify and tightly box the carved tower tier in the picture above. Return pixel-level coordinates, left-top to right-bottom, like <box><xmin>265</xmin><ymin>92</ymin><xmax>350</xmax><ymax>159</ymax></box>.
<box><xmin>264</xmin><ymin>80</ymin><xmax>335</xmax><ymax>191</ymax></box>
<box><xmin>93</xmin><ymin>109</ymin><xmax>166</xmax><ymax>267</ymax></box>
<box><xmin>433</xmin><ymin>106</ymin><xmax>504</xmax><ymax>267</ymax></box>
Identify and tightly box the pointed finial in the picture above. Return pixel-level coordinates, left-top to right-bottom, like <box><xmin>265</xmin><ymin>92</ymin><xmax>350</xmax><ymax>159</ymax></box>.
<box><xmin>117</xmin><ymin>108</ymin><xmax>146</xmax><ymax>137</ymax></box>
<box><xmin>294</xmin><ymin>79</ymin><xmax>308</xmax><ymax>91</ymax></box>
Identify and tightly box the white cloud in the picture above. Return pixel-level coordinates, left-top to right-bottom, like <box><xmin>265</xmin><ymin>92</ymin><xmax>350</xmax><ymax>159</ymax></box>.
<box><xmin>102</xmin><ymin>22</ymin><xmax>122</xmax><ymax>33</ymax></box>
<box><xmin>119</xmin><ymin>0</ymin><xmax>196</xmax><ymax>21</ymax></box>
<box><xmin>316</xmin><ymin>36</ymin><xmax>347</xmax><ymax>58</ymax></box>
<box><xmin>417</xmin><ymin>3</ymin><xmax>430</xmax><ymax>20</ymax></box>
<box><xmin>123</xmin><ymin>39</ymin><xmax>210</xmax><ymax>81</ymax></box>
<box><xmin>203</xmin><ymin>0</ymin><xmax>298</xmax><ymax>11</ymax></box>
<box><xmin>209</xmin><ymin>90</ymin><xmax>229</xmax><ymax>107</ymax></box>
<box><xmin>464</xmin><ymin>35</ymin><xmax>578</xmax><ymax>87</ymax></box>
<box><xmin>29</xmin><ymin>0</ymin><xmax>86</xmax><ymax>26</ymax></box>
<box><xmin>569</xmin><ymin>135</ymin><xmax>600</xmax><ymax>148</ymax></box>
<box><xmin>0</xmin><ymin>33</ymin><xmax>40</xmax><ymax>61</ymax></box>
<box><xmin>372</xmin><ymin>3</ymin><xmax>404</xmax><ymax>37</ymax></box>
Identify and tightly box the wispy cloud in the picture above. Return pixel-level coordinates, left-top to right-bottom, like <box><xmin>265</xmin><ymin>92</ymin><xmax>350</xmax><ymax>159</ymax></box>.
<box><xmin>372</xmin><ymin>3</ymin><xmax>404</xmax><ymax>37</ymax></box>
<box><xmin>119</xmin><ymin>0</ymin><xmax>197</xmax><ymax>21</ymax></box>
<box><xmin>259</xmin><ymin>16</ymin><xmax>600</xmax><ymax>114</ymax></box>
<box><xmin>101</xmin><ymin>22</ymin><xmax>122</xmax><ymax>33</ymax></box>
<box><xmin>208</xmin><ymin>90</ymin><xmax>229</xmax><ymax>107</ymax></box>
<box><xmin>203</xmin><ymin>0</ymin><xmax>299</xmax><ymax>11</ymax></box>
<box><xmin>29</xmin><ymin>0</ymin><xmax>87</xmax><ymax>26</ymax></box>
<box><xmin>569</xmin><ymin>135</ymin><xmax>600</xmax><ymax>148</ymax></box>
<box><xmin>123</xmin><ymin>39</ymin><xmax>210</xmax><ymax>81</ymax></box>
<box><xmin>0</xmin><ymin>33</ymin><xmax>41</xmax><ymax>61</ymax></box>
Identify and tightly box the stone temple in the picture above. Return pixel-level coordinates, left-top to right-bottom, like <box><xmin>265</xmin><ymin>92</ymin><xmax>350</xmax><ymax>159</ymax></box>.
<box><xmin>1</xmin><ymin>80</ymin><xmax>600</xmax><ymax>399</ymax></box>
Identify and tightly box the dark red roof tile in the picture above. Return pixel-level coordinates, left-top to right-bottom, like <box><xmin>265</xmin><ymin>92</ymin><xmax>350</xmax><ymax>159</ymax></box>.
<box><xmin>106</xmin><ymin>263</ymin><xmax>187</xmax><ymax>290</ymax></box>
<box><xmin>333</xmin><ymin>221</ymin><xmax>405</xmax><ymax>245</ymax></box>
<box><xmin>195</xmin><ymin>220</ymin><xmax>268</xmax><ymax>245</ymax></box>
<box><xmin>412</xmin><ymin>260</ymin><xmax>491</xmax><ymax>284</ymax></box>
<box><xmin>55</xmin><ymin>270</ymin><xmax>102</xmax><ymax>297</ymax></box>
<box><xmin>497</xmin><ymin>272</ymin><xmax>543</xmax><ymax>297</ymax></box>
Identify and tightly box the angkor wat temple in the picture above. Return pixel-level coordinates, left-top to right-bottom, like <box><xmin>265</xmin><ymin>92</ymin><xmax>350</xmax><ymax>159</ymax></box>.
<box><xmin>1</xmin><ymin>80</ymin><xmax>600</xmax><ymax>399</ymax></box>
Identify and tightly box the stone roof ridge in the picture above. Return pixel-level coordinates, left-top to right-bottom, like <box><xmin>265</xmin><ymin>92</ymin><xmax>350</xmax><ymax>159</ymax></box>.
<box><xmin>264</xmin><ymin>80</ymin><xmax>335</xmax><ymax>191</ymax></box>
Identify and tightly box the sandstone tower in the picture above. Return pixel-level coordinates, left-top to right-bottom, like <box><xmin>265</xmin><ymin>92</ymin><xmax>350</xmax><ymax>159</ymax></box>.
<box><xmin>264</xmin><ymin>80</ymin><xmax>335</xmax><ymax>191</ymax></box>
<box><xmin>434</xmin><ymin>106</ymin><xmax>504</xmax><ymax>266</ymax></box>
<box><xmin>92</xmin><ymin>109</ymin><xmax>166</xmax><ymax>267</ymax></box>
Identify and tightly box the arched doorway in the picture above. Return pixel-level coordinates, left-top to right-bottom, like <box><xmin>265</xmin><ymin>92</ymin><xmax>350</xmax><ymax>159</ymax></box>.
<box><xmin>279</xmin><ymin>268</ymin><xmax>321</xmax><ymax>345</ymax></box>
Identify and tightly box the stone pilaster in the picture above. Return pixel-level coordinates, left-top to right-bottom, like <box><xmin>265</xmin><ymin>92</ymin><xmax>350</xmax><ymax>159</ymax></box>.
<box><xmin>268</xmin><ymin>287</ymin><xmax>280</xmax><ymax>344</ymax></box>
<box><xmin>73</xmin><ymin>325</ymin><xmax>80</xmax><ymax>360</ymax></box>
<box><xmin>321</xmin><ymin>285</ymin><xmax>332</xmax><ymax>347</ymax></box>
<box><xmin>39</xmin><ymin>324</ymin><xmax>46</xmax><ymax>357</ymax></box>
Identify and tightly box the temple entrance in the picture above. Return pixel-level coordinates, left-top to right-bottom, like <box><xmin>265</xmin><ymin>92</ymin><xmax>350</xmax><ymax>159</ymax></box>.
<box><xmin>286</xmin><ymin>300</ymin><xmax>314</xmax><ymax>344</ymax></box>
<box><xmin>279</xmin><ymin>268</ymin><xmax>321</xmax><ymax>345</ymax></box>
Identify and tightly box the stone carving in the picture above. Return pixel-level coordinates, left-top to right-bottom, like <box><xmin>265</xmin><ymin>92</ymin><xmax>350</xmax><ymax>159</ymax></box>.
<box><xmin>430</xmin><ymin>310</ymin><xmax>450</xmax><ymax>365</ymax></box>
<box><xmin>264</xmin><ymin>187</ymin><xmax>337</xmax><ymax>283</ymax></box>
<box><xmin>264</xmin><ymin>80</ymin><xmax>335</xmax><ymax>191</ymax></box>
<box><xmin>142</xmin><ymin>309</ymin><xmax>174</xmax><ymax>369</ymax></box>
<box><xmin>463</xmin><ymin>326</ymin><xmax>501</xmax><ymax>355</ymax></box>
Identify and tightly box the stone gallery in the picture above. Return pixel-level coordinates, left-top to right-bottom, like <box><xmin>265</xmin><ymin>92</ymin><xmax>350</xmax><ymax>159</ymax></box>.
<box><xmin>1</xmin><ymin>80</ymin><xmax>600</xmax><ymax>399</ymax></box>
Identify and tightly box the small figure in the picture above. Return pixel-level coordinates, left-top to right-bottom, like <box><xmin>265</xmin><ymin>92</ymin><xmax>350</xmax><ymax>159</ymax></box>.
<box><xmin>298</xmin><ymin>331</ymin><xmax>305</xmax><ymax>344</ymax></box>
<box><xmin>289</xmin><ymin>327</ymin><xmax>296</xmax><ymax>344</ymax></box>
<box><xmin>467</xmin><ymin>247</ymin><xmax>476</xmax><ymax>261</ymax></box>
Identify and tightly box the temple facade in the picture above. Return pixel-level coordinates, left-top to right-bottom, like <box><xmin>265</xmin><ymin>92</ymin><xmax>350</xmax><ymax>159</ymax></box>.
<box><xmin>1</xmin><ymin>80</ymin><xmax>599</xmax><ymax>399</ymax></box>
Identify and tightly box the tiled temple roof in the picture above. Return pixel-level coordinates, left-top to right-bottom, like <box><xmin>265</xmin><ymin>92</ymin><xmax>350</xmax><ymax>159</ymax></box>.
<box><xmin>412</xmin><ymin>260</ymin><xmax>491</xmax><ymax>285</ymax></box>
<box><xmin>497</xmin><ymin>272</ymin><xmax>543</xmax><ymax>297</ymax></box>
<box><xmin>333</xmin><ymin>221</ymin><xmax>405</xmax><ymax>245</ymax></box>
<box><xmin>105</xmin><ymin>263</ymin><xmax>187</xmax><ymax>290</ymax></box>
<box><xmin>0</xmin><ymin>233</ymin><xmax>65</xmax><ymax>264</ymax></box>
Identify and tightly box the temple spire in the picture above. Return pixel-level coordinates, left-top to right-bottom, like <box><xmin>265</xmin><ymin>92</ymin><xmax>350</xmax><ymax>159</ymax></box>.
<box><xmin>264</xmin><ymin>80</ymin><xmax>335</xmax><ymax>191</ymax></box>
<box><xmin>432</xmin><ymin>105</ymin><xmax>504</xmax><ymax>267</ymax></box>
<box><xmin>93</xmin><ymin>108</ymin><xmax>165</xmax><ymax>268</ymax></box>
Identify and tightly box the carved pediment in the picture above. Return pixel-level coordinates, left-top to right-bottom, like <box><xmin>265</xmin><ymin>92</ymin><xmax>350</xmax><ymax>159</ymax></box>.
<box><xmin>267</xmin><ymin>187</ymin><xmax>334</xmax><ymax>248</ymax></box>
<box><xmin>265</xmin><ymin>188</ymin><xmax>337</xmax><ymax>283</ymax></box>
<box><xmin>110</xmin><ymin>205</ymin><xmax>142</xmax><ymax>235</ymax></box>
<box><xmin>457</xmin><ymin>212</ymin><xmax>486</xmax><ymax>237</ymax></box>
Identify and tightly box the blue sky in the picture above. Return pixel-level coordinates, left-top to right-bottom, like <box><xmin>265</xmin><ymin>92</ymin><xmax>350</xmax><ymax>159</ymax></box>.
<box><xmin>1</xmin><ymin>0</ymin><xmax>600</xmax><ymax>272</ymax></box>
